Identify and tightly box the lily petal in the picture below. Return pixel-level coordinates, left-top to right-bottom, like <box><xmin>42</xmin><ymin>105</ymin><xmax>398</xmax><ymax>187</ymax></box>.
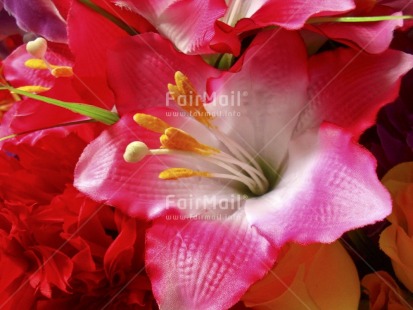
<box><xmin>308</xmin><ymin>5</ymin><xmax>402</xmax><ymax>54</ymax></box>
<box><xmin>106</xmin><ymin>33</ymin><xmax>221</xmax><ymax>114</ymax></box>
<box><xmin>206</xmin><ymin>29</ymin><xmax>308</xmax><ymax>169</ymax></box>
<box><xmin>296</xmin><ymin>47</ymin><xmax>413</xmax><ymax>139</ymax></box>
<box><xmin>245</xmin><ymin>124</ymin><xmax>391</xmax><ymax>246</ymax></box>
<box><xmin>246</xmin><ymin>0</ymin><xmax>355</xmax><ymax>29</ymax></box>
<box><xmin>146</xmin><ymin>209</ymin><xmax>278</xmax><ymax>309</ymax></box>
<box><xmin>68</xmin><ymin>0</ymin><xmax>129</xmax><ymax>109</ymax></box>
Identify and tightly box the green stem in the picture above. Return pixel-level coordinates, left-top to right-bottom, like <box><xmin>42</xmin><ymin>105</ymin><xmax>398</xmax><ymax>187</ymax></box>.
<box><xmin>77</xmin><ymin>0</ymin><xmax>138</xmax><ymax>35</ymax></box>
<box><xmin>308</xmin><ymin>15</ymin><xmax>413</xmax><ymax>23</ymax></box>
<box><xmin>0</xmin><ymin>86</ymin><xmax>119</xmax><ymax>125</ymax></box>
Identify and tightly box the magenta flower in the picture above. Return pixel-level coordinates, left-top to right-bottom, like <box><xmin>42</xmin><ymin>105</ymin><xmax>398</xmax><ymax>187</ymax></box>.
<box><xmin>75</xmin><ymin>30</ymin><xmax>413</xmax><ymax>308</ymax></box>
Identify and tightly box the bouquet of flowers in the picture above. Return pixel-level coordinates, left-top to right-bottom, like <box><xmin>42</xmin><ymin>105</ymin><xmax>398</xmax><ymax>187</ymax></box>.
<box><xmin>1</xmin><ymin>0</ymin><xmax>413</xmax><ymax>309</ymax></box>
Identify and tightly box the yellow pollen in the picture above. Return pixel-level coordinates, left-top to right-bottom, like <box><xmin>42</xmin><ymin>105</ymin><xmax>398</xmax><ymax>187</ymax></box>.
<box><xmin>24</xmin><ymin>59</ymin><xmax>50</xmax><ymax>70</ymax></box>
<box><xmin>51</xmin><ymin>66</ymin><xmax>73</xmax><ymax>78</ymax></box>
<box><xmin>15</xmin><ymin>85</ymin><xmax>50</xmax><ymax>93</ymax></box>
<box><xmin>168</xmin><ymin>71</ymin><xmax>214</xmax><ymax>127</ymax></box>
<box><xmin>24</xmin><ymin>59</ymin><xmax>73</xmax><ymax>78</ymax></box>
<box><xmin>133</xmin><ymin>113</ymin><xmax>170</xmax><ymax>134</ymax></box>
<box><xmin>159</xmin><ymin>168</ymin><xmax>211</xmax><ymax>180</ymax></box>
<box><xmin>160</xmin><ymin>127</ymin><xmax>219</xmax><ymax>155</ymax></box>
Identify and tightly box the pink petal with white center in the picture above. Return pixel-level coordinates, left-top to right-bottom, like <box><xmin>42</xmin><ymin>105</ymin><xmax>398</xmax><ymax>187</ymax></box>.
<box><xmin>246</xmin><ymin>0</ymin><xmax>355</xmax><ymax>29</ymax></box>
<box><xmin>74</xmin><ymin>110</ymin><xmax>241</xmax><ymax>220</ymax></box>
<box><xmin>146</xmin><ymin>209</ymin><xmax>278</xmax><ymax>309</ymax></box>
<box><xmin>206</xmin><ymin>29</ymin><xmax>308</xmax><ymax>170</ymax></box>
<box><xmin>114</xmin><ymin>0</ymin><xmax>227</xmax><ymax>54</ymax></box>
<box><xmin>296</xmin><ymin>47</ymin><xmax>413</xmax><ymax>139</ymax></box>
<box><xmin>307</xmin><ymin>5</ymin><xmax>402</xmax><ymax>54</ymax></box>
<box><xmin>106</xmin><ymin>33</ymin><xmax>221</xmax><ymax>115</ymax></box>
<box><xmin>245</xmin><ymin>124</ymin><xmax>391</xmax><ymax>247</ymax></box>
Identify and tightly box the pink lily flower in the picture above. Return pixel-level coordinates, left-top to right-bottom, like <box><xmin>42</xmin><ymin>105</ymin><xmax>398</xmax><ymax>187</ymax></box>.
<box><xmin>75</xmin><ymin>30</ymin><xmax>413</xmax><ymax>308</ymax></box>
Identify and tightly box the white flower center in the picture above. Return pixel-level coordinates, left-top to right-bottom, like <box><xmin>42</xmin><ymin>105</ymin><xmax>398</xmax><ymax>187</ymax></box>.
<box><xmin>123</xmin><ymin>71</ymin><xmax>270</xmax><ymax>195</ymax></box>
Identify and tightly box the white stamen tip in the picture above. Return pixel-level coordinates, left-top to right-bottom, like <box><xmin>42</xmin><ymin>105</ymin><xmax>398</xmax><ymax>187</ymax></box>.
<box><xmin>123</xmin><ymin>141</ymin><xmax>149</xmax><ymax>163</ymax></box>
<box><xmin>26</xmin><ymin>37</ymin><xmax>47</xmax><ymax>59</ymax></box>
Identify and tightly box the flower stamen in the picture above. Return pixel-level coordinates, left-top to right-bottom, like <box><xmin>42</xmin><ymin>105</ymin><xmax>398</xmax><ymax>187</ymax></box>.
<box><xmin>123</xmin><ymin>72</ymin><xmax>271</xmax><ymax>195</ymax></box>
<box><xmin>168</xmin><ymin>71</ymin><xmax>214</xmax><ymax>127</ymax></box>
<box><xmin>123</xmin><ymin>141</ymin><xmax>150</xmax><ymax>163</ymax></box>
<box><xmin>160</xmin><ymin>127</ymin><xmax>219</xmax><ymax>155</ymax></box>
<box><xmin>133</xmin><ymin>113</ymin><xmax>170</xmax><ymax>133</ymax></box>
<box><xmin>15</xmin><ymin>85</ymin><xmax>50</xmax><ymax>94</ymax></box>
<box><xmin>159</xmin><ymin>168</ymin><xmax>211</xmax><ymax>180</ymax></box>
<box><xmin>25</xmin><ymin>38</ymin><xmax>73</xmax><ymax>78</ymax></box>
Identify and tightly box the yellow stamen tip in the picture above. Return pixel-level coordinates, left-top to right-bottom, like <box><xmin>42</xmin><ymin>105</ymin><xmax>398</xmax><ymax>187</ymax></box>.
<box><xmin>159</xmin><ymin>168</ymin><xmax>211</xmax><ymax>180</ymax></box>
<box><xmin>174</xmin><ymin>71</ymin><xmax>185</xmax><ymax>83</ymax></box>
<box><xmin>167</xmin><ymin>83</ymin><xmax>177</xmax><ymax>94</ymax></box>
<box><xmin>15</xmin><ymin>85</ymin><xmax>50</xmax><ymax>93</ymax></box>
<box><xmin>161</xmin><ymin>127</ymin><xmax>218</xmax><ymax>155</ymax></box>
<box><xmin>123</xmin><ymin>141</ymin><xmax>149</xmax><ymax>163</ymax></box>
<box><xmin>168</xmin><ymin>71</ymin><xmax>214</xmax><ymax>127</ymax></box>
<box><xmin>51</xmin><ymin>66</ymin><xmax>73</xmax><ymax>78</ymax></box>
<box><xmin>133</xmin><ymin>113</ymin><xmax>170</xmax><ymax>134</ymax></box>
<box><xmin>24</xmin><ymin>59</ymin><xmax>49</xmax><ymax>70</ymax></box>
<box><xmin>26</xmin><ymin>37</ymin><xmax>47</xmax><ymax>59</ymax></box>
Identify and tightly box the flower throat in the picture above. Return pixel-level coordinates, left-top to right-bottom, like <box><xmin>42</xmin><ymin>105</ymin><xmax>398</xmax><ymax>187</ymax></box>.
<box><xmin>123</xmin><ymin>71</ymin><xmax>269</xmax><ymax>196</ymax></box>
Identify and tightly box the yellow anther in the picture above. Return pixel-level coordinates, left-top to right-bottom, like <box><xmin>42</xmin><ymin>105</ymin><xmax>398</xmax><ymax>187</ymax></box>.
<box><xmin>25</xmin><ymin>59</ymin><xmax>73</xmax><ymax>78</ymax></box>
<box><xmin>15</xmin><ymin>85</ymin><xmax>50</xmax><ymax>93</ymax></box>
<box><xmin>24</xmin><ymin>59</ymin><xmax>50</xmax><ymax>70</ymax></box>
<box><xmin>160</xmin><ymin>127</ymin><xmax>218</xmax><ymax>155</ymax></box>
<box><xmin>159</xmin><ymin>168</ymin><xmax>211</xmax><ymax>180</ymax></box>
<box><xmin>26</xmin><ymin>37</ymin><xmax>47</xmax><ymax>59</ymax></box>
<box><xmin>51</xmin><ymin>66</ymin><xmax>73</xmax><ymax>78</ymax></box>
<box><xmin>123</xmin><ymin>141</ymin><xmax>149</xmax><ymax>163</ymax></box>
<box><xmin>133</xmin><ymin>113</ymin><xmax>170</xmax><ymax>134</ymax></box>
<box><xmin>168</xmin><ymin>71</ymin><xmax>214</xmax><ymax>127</ymax></box>
<box><xmin>174</xmin><ymin>71</ymin><xmax>198</xmax><ymax>98</ymax></box>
